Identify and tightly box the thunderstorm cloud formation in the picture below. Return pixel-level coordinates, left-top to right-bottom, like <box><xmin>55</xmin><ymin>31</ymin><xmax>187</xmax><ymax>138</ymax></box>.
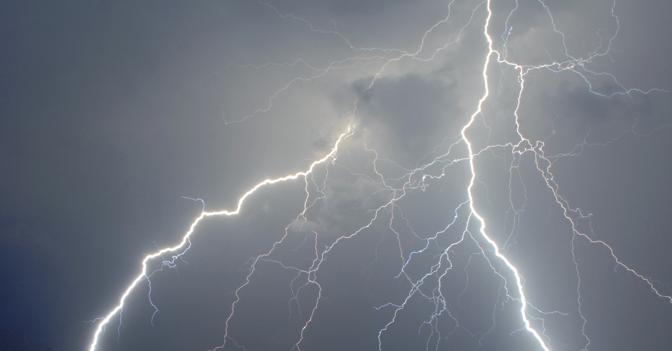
<box><xmin>2</xmin><ymin>0</ymin><xmax>672</xmax><ymax>350</ymax></box>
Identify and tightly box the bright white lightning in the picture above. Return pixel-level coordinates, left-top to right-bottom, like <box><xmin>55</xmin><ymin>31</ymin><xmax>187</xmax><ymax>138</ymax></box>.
<box><xmin>87</xmin><ymin>125</ymin><xmax>354</xmax><ymax>351</ymax></box>
<box><xmin>459</xmin><ymin>0</ymin><xmax>549</xmax><ymax>349</ymax></box>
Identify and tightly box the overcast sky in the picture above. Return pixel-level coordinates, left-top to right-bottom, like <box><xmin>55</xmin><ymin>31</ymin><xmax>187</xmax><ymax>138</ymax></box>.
<box><xmin>2</xmin><ymin>0</ymin><xmax>672</xmax><ymax>350</ymax></box>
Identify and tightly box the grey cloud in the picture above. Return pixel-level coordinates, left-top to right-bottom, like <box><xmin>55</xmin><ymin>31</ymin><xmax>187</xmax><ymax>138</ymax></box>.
<box><xmin>4</xmin><ymin>0</ymin><xmax>672</xmax><ymax>350</ymax></box>
<box><xmin>354</xmin><ymin>74</ymin><xmax>461</xmax><ymax>166</ymax></box>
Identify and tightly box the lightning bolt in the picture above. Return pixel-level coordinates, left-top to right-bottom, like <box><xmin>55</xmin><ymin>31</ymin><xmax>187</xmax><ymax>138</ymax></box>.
<box><xmin>88</xmin><ymin>0</ymin><xmax>672</xmax><ymax>350</ymax></box>
<box><xmin>86</xmin><ymin>125</ymin><xmax>354</xmax><ymax>351</ymax></box>
<box><xmin>459</xmin><ymin>0</ymin><xmax>549</xmax><ymax>348</ymax></box>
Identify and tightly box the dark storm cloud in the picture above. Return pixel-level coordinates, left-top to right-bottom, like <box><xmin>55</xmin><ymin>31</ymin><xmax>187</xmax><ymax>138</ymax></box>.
<box><xmin>354</xmin><ymin>74</ymin><xmax>460</xmax><ymax>166</ymax></box>
<box><xmin>3</xmin><ymin>0</ymin><xmax>672</xmax><ymax>350</ymax></box>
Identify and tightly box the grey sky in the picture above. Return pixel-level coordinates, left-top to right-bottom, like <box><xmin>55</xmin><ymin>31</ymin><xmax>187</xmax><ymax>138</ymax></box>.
<box><xmin>2</xmin><ymin>0</ymin><xmax>672</xmax><ymax>350</ymax></box>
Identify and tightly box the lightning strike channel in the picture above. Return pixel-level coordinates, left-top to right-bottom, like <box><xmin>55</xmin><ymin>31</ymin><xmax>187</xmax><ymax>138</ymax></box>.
<box><xmin>459</xmin><ymin>0</ymin><xmax>550</xmax><ymax>349</ymax></box>
<box><xmin>87</xmin><ymin>125</ymin><xmax>354</xmax><ymax>351</ymax></box>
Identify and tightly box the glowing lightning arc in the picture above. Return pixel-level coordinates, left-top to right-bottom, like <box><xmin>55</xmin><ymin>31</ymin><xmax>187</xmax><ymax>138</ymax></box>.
<box><xmin>87</xmin><ymin>125</ymin><xmax>353</xmax><ymax>351</ymax></box>
<box><xmin>460</xmin><ymin>0</ymin><xmax>550</xmax><ymax>350</ymax></box>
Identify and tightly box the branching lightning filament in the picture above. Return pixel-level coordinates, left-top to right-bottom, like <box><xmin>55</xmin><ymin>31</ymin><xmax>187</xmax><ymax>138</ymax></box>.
<box><xmin>88</xmin><ymin>0</ymin><xmax>672</xmax><ymax>350</ymax></box>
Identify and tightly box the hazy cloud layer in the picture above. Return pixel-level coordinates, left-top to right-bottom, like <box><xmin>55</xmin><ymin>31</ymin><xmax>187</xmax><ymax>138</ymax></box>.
<box><xmin>2</xmin><ymin>1</ymin><xmax>672</xmax><ymax>350</ymax></box>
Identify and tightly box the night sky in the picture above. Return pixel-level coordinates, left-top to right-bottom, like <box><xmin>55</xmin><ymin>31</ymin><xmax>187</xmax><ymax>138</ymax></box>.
<box><xmin>2</xmin><ymin>1</ymin><xmax>672</xmax><ymax>350</ymax></box>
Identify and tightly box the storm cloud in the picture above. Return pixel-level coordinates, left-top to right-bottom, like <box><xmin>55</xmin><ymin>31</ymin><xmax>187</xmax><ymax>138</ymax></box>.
<box><xmin>2</xmin><ymin>1</ymin><xmax>672</xmax><ymax>350</ymax></box>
